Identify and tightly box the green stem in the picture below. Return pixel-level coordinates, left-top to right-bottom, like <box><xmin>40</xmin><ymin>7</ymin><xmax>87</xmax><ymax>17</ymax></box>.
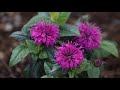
<box><xmin>68</xmin><ymin>69</ymin><xmax>75</xmax><ymax>78</ymax></box>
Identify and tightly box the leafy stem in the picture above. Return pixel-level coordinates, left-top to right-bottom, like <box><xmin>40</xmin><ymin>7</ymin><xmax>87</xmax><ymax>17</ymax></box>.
<box><xmin>68</xmin><ymin>69</ymin><xmax>75</xmax><ymax>78</ymax></box>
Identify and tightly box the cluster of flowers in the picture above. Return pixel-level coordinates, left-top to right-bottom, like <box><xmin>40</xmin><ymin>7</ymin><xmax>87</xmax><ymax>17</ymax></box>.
<box><xmin>30</xmin><ymin>20</ymin><xmax>102</xmax><ymax>70</ymax></box>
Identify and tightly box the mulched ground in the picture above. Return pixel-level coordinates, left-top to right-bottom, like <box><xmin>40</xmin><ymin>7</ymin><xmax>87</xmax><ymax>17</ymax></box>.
<box><xmin>0</xmin><ymin>12</ymin><xmax>120</xmax><ymax>78</ymax></box>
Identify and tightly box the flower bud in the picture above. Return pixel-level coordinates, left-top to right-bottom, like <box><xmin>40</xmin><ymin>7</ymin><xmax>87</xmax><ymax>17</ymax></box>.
<box><xmin>93</xmin><ymin>59</ymin><xmax>103</xmax><ymax>67</ymax></box>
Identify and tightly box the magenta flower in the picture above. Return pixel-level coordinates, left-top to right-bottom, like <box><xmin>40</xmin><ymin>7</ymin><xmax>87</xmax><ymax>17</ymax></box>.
<box><xmin>30</xmin><ymin>21</ymin><xmax>59</xmax><ymax>46</ymax></box>
<box><xmin>55</xmin><ymin>43</ymin><xmax>84</xmax><ymax>69</ymax></box>
<box><xmin>74</xmin><ymin>21</ymin><xmax>102</xmax><ymax>50</ymax></box>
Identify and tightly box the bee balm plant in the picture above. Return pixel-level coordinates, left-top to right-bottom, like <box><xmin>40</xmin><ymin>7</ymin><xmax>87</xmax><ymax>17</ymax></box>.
<box><xmin>9</xmin><ymin>12</ymin><xmax>119</xmax><ymax>78</ymax></box>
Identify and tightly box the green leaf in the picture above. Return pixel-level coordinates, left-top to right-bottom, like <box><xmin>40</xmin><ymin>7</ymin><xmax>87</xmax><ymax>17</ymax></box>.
<box><xmin>91</xmin><ymin>48</ymin><xmax>111</xmax><ymax>60</ymax></box>
<box><xmin>24</xmin><ymin>60</ymin><xmax>44</xmax><ymax>78</ymax></box>
<box><xmin>50</xmin><ymin>12</ymin><xmax>71</xmax><ymax>25</ymax></box>
<box><xmin>25</xmin><ymin>40</ymin><xmax>36</xmax><ymax>48</ymax></box>
<box><xmin>25</xmin><ymin>14</ymin><xmax>50</xmax><ymax>26</ymax></box>
<box><xmin>25</xmin><ymin>40</ymin><xmax>43</xmax><ymax>54</ymax></box>
<box><xmin>30</xmin><ymin>61</ymin><xmax>42</xmax><ymax>78</ymax></box>
<box><xmin>21</xmin><ymin>14</ymin><xmax>50</xmax><ymax>33</ymax></box>
<box><xmin>49</xmin><ymin>65</ymin><xmax>67</xmax><ymax>76</ymax></box>
<box><xmin>39</xmin><ymin>47</ymin><xmax>48</xmax><ymax>59</ymax></box>
<box><xmin>38</xmin><ymin>12</ymin><xmax>49</xmax><ymax>17</ymax></box>
<box><xmin>31</xmin><ymin>54</ymin><xmax>38</xmax><ymax>61</ymax></box>
<box><xmin>101</xmin><ymin>40</ymin><xmax>119</xmax><ymax>57</ymax></box>
<box><xmin>9</xmin><ymin>43</ymin><xmax>30</xmax><ymax>67</ymax></box>
<box><xmin>44</xmin><ymin>62</ymin><xmax>51</xmax><ymax>74</ymax></box>
<box><xmin>46</xmin><ymin>62</ymin><xmax>53</xmax><ymax>70</ymax></box>
<box><xmin>55</xmin><ymin>12</ymin><xmax>71</xmax><ymax>25</ymax></box>
<box><xmin>10</xmin><ymin>31</ymin><xmax>30</xmax><ymax>41</ymax></box>
<box><xmin>60</xmin><ymin>24</ymin><xmax>80</xmax><ymax>37</ymax></box>
<box><xmin>49</xmin><ymin>12</ymin><xmax>60</xmax><ymax>22</ymax></box>
<box><xmin>23</xmin><ymin>62</ymin><xmax>30</xmax><ymax>78</ymax></box>
<box><xmin>46</xmin><ymin>47</ymin><xmax>56</xmax><ymax>63</ymax></box>
<box><xmin>80</xmin><ymin>59</ymin><xmax>92</xmax><ymax>71</ymax></box>
<box><xmin>87</xmin><ymin>65</ymin><xmax>100</xmax><ymax>78</ymax></box>
<box><xmin>75</xmin><ymin>58</ymin><xmax>92</xmax><ymax>74</ymax></box>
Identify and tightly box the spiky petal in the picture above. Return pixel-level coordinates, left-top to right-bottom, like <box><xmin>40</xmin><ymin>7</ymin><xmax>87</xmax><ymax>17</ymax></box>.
<box><xmin>30</xmin><ymin>21</ymin><xmax>59</xmax><ymax>46</ymax></box>
<box><xmin>55</xmin><ymin>43</ymin><xmax>84</xmax><ymax>69</ymax></box>
<box><xmin>74</xmin><ymin>21</ymin><xmax>102</xmax><ymax>50</ymax></box>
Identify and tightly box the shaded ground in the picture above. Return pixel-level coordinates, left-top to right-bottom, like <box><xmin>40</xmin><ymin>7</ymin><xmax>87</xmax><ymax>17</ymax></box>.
<box><xmin>0</xmin><ymin>12</ymin><xmax>120</xmax><ymax>78</ymax></box>
<box><xmin>0</xmin><ymin>12</ymin><xmax>36</xmax><ymax>78</ymax></box>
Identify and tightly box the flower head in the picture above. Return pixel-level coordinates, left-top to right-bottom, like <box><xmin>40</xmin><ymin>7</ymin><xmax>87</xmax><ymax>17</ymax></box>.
<box><xmin>74</xmin><ymin>21</ymin><xmax>102</xmax><ymax>50</ymax></box>
<box><xmin>55</xmin><ymin>43</ymin><xmax>84</xmax><ymax>69</ymax></box>
<box><xmin>30</xmin><ymin>21</ymin><xmax>59</xmax><ymax>46</ymax></box>
<box><xmin>93</xmin><ymin>59</ymin><xmax>103</xmax><ymax>67</ymax></box>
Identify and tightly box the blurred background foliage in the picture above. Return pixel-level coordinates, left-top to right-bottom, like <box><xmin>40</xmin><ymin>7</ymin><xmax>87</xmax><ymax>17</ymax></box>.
<box><xmin>0</xmin><ymin>12</ymin><xmax>120</xmax><ymax>78</ymax></box>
